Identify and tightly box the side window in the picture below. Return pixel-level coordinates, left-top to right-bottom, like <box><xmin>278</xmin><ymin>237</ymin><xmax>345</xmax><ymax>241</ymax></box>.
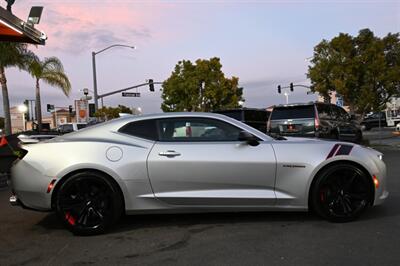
<box><xmin>331</xmin><ymin>105</ymin><xmax>349</xmax><ymax>121</ymax></box>
<box><xmin>317</xmin><ymin>104</ymin><xmax>331</xmax><ymax>120</ymax></box>
<box><xmin>330</xmin><ymin>105</ymin><xmax>341</xmax><ymax>120</ymax></box>
<box><xmin>119</xmin><ymin>119</ymin><xmax>158</xmax><ymax>141</ymax></box>
<box><xmin>157</xmin><ymin>118</ymin><xmax>242</xmax><ymax>142</ymax></box>
<box><xmin>338</xmin><ymin>107</ymin><xmax>350</xmax><ymax>121</ymax></box>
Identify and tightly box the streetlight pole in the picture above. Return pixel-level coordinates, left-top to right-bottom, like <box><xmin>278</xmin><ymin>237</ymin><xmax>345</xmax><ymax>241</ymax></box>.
<box><xmin>284</xmin><ymin>92</ymin><xmax>289</xmax><ymax>104</ymax></box>
<box><xmin>18</xmin><ymin>104</ymin><xmax>28</xmax><ymax>131</ymax></box>
<box><xmin>92</xmin><ymin>44</ymin><xmax>135</xmax><ymax>112</ymax></box>
<box><xmin>92</xmin><ymin>52</ymin><xmax>98</xmax><ymax>111</ymax></box>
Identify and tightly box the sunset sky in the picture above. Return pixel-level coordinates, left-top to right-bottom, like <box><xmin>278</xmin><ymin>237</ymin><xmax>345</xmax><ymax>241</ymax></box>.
<box><xmin>2</xmin><ymin>0</ymin><xmax>399</xmax><ymax>116</ymax></box>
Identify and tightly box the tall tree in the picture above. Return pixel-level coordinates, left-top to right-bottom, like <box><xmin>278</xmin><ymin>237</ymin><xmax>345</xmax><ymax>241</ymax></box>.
<box><xmin>308</xmin><ymin>29</ymin><xmax>400</xmax><ymax>114</ymax></box>
<box><xmin>161</xmin><ymin>57</ymin><xmax>244</xmax><ymax>112</ymax></box>
<box><xmin>28</xmin><ymin>57</ymin><xmax>71</xmax><ymax>131</ymax></box>
<box><xmin>0</xmin><ymin>42</ymin><xmax>36</xmax><ymax>135</ymax></box>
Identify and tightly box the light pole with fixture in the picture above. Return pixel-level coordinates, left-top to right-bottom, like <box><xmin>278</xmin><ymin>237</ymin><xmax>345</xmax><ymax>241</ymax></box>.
<box><xmin>283</xmin><ymin>92</ymin><xmax>289</xmax><ymax>104</ymax></box>
<box><xmin>18</xmin><ymin>104</ymin><xmax>28</xmax><ymax>131</ymax></box>
<box><xmin>92</xmin><ymin>44</ymin><xmax>136</xmax><ymax>112</ymax></box>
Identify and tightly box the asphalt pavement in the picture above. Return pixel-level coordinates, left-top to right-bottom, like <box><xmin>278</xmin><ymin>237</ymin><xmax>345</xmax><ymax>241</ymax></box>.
<box><xmin>0</xmin><ymin>150</ymin><xmax>399</xmax><ymax>266</ymax></box>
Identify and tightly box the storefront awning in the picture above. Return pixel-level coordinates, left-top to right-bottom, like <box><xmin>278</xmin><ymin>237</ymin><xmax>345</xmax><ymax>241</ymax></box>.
<box><xmin>0</xmin><ymin>6</ymin><xmax>46</xmax><ymax>45</ymax></box>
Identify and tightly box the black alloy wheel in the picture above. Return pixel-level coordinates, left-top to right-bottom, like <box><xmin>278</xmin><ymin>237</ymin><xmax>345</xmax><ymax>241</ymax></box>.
<box><xmin>55</xmin><ymin>172</ymin><xmax>123</xmax><ymax>235</ymax></box>
<box><xmin>311</xmin><ymin>163</ymin><xmax>372</xmax><ymax>222</ymax></box>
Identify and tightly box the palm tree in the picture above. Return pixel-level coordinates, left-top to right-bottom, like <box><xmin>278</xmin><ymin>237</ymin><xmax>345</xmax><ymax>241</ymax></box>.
<box><xmin>28</xmin><ymin>57</ymin><xmax>71</xmax><ymax>131</ymax></box>
<box><xmin>0</xmin><ymin>43</ymin><xmax>36</xmax><ymax>135</ymax></box>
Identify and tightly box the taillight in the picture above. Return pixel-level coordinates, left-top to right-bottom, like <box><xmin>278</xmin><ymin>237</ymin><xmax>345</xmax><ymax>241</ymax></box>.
<box><xmin>47</xmin><ymin>179</ymin><xmax>57</xmax><ymax>193</ymax></box>
<box><xmin>314</xmin><ymin>106</ymin><xmax>320</xmax><ymax>131</ymax></box>
<box><xmin>315</xmin><ymin>117</ymin><xmax>320</xmax><ymax>130</ymax></box>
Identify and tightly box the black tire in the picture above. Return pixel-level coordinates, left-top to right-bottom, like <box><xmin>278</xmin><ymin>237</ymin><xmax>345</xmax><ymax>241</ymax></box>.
<box><xmin>311</xmin><ymin>163</ymin><xmax>372</xmax><ymax>222</ymax></box>
<box><xmin>55</xmin><ymin>171</ymin><xmax>123</xmax><ymax>235</ymax></box>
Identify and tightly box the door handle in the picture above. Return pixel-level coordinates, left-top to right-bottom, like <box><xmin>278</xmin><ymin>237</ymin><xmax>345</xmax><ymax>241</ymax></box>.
<box><xmin>158</xmin><ymin>150</ymin><xmax>181</xmax><ymax>157</ymax></box>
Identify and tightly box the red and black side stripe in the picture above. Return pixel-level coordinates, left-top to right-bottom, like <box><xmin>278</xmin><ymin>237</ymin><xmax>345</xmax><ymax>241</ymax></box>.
<box><xmin>326</xmin><ymin>144</ymin><xmax>353</xmax><ymax>159</ymax></box>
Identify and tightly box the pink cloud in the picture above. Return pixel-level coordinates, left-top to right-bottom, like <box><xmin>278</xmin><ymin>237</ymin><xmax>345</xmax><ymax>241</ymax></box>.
<box><xmin>13</xmin><ymin>1</ymin><xmax>154</xmax><ymax>53</ymax></box>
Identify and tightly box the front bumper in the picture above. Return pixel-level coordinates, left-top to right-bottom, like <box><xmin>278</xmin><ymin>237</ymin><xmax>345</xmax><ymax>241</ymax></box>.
<box><xmin>370</xmin><ymin>151</ymin><xmax>389</xmax><ymax>206</ymax></box>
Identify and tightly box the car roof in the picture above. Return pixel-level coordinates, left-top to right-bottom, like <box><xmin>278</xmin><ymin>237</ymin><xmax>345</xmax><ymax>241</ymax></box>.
<box><xmin>272</xmin><ymin>101</ymin><xmax>332</xmax><ymax>108</ymax></box>
<box><xmin>58</xmin><ymin>112</ymin><xmax>273</xmax><ymax>141</ymax></box>
<box><xmin>214</xmin><ymin>108</ymin><xmax>269</xmax><ymax>112</ymax></box>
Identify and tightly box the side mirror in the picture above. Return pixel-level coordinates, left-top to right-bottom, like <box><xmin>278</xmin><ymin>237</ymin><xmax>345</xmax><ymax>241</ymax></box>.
<box><xmin>238</xmin><ymin>131</ymin><xmax>260</xmax><ymax>146</ymax></box>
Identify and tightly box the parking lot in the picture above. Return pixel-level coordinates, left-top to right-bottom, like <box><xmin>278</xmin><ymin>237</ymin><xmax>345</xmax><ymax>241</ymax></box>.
<box><xmin>0</xmin><ymin>148</ymin><xmax>398</xmax><ymax>266</ymax></box>
<box><xmin>363</xmin><ymin>127</ymin><xmax>400</xmax><ymax>149</ymax></box>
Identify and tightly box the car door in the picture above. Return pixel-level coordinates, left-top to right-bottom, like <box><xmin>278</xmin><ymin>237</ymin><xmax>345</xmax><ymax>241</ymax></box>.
<box><xmin>147</xmin><ymin>117</ymin><xmax>277</xmax><ymax>206</ymax></box>
<box><xmin>336</xmin><ymin>106</ymin><xmax>359</xmax><ymax>140</ymax></box>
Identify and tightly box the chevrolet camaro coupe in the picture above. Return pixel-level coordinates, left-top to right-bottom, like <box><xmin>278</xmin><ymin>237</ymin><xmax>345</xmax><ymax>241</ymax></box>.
<box><xmin>10</xmin><ymin>113</ymin><xmax>388</xmax><ymax>235</ymax></box>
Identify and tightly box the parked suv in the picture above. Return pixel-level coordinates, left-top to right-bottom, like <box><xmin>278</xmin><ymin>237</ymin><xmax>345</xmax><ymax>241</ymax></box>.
<box><xmin>267</xmin><ymin>102</ymin><xmax>362</xmax><ymax>143</ymax></box>
<box><xmin>360</xmin><ymin>112</ymin><xmax>387</xmax><ymax>131</ymax></box>
<box><xmin>214</xmin><ymin>108</ymin><xmax>270</xmax><ymax>133</ymax></box>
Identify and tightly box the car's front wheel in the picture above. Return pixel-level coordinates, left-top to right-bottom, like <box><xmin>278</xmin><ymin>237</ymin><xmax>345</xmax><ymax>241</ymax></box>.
<box><xmin>55</xmin><ymin>171</ymin><xmax>123</xmax><ymax>235</ymax></box>
<box><xmin>311</xmin><ymin>163</ymin><xmax>373</xmax><ymax>222</ymax></box>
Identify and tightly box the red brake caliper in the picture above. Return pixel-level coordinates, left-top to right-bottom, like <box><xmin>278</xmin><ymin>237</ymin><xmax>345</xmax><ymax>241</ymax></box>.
<box><xmin>65</xmin><ymin>212</ymin><xmax>76</xmax><ymax>225</ymax></box>
<box><xmin>320</xmin><ymin>190</ymin><xmax>325</xmax><ymax>202</ymax></box>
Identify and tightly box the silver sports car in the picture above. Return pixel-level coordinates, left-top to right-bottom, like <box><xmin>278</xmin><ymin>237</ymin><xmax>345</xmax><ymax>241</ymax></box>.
<box><xmin>10</xmin><ymin>112</ymin><xmax>388</xmax><ymax>235</ymax></box>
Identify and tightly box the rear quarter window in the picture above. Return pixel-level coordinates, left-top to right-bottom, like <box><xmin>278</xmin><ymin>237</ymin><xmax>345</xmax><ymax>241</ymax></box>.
<box><xmin>119</xmin><ymin>119</ymin><xmax>158</xmax><ymax>141</ymax></box>
<box><xmin>271</xmin><ymin>105</ymin><xmax>315</xmax><ymax>120</ymax></box>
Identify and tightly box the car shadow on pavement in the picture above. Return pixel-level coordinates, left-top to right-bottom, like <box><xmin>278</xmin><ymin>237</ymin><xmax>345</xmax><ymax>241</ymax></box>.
<box><xmin>112</xmin><ymin>211</ymin><xmax>320</xmax><ymax>234</ymax></box>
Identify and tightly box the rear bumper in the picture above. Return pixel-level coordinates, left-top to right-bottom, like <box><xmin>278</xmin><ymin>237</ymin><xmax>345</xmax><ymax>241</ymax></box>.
<box><xmin>10</xmin><ymin>160</ymin><xmax>55</xmax><ymax>211</ymax></box>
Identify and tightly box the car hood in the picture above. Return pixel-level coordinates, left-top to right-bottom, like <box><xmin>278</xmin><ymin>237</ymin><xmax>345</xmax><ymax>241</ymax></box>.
<box><xmin>280</xmin><ymin>136</ymin><xmax>333</xmax><ymax>143</ymax></box>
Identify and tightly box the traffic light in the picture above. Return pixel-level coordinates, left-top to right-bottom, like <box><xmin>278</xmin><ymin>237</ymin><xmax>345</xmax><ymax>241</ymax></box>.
<box><xmin>68</xmin><ymin>105</ymin><xmax>73</xmax><ymax>114</ymax></box>
<box><xmin>277</xmin><ymin>85</ymin><xmax>281</xmax><ymax>94</ymax></box>
<box><xmin>148</xmin><ymin>79</ymin><xmax>154</xmax><ymax>92</ymax></box>
<box><xmin>290</xmin><ymin>83</ymin><xmax>294</xmax><ymax>92</ymax></box>
<box><xmin>47</xmin><ymin>104</ymin><xmax>54</xmax><ymax>112</ymax></box>
<box><xmin>89</xmin><ymin>103</ymin><xmax>95</xmax><ymax>117</ymax></box>
<box><xmin>23</xmin><ymin>100</ymin><xmax>30</xmax><ymax>121</ymax></box>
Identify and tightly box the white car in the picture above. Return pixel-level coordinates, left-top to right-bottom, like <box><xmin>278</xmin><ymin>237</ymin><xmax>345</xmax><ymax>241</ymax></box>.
<box><xmin>10</xmin><ymin>112</ymin><xmax>388</xmax><ymax>235</ymax></box>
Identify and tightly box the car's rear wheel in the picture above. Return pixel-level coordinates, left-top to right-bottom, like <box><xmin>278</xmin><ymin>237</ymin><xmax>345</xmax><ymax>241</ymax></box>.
<box><xmin>55</xmin><ymin>171</ymin><xmax>123</xmax><ymax>235</ymax></box>
<box><xmin>311</xmin><ymin>163</ymin><xmax>372</xmax><ymax>222</ymax></box>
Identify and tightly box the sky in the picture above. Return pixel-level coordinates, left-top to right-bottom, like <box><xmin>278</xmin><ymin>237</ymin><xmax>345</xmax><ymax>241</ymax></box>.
<box><xmin>1</xmin><ymin>0</ymin><xmax>400</xmax><ymax>116</ymax></box>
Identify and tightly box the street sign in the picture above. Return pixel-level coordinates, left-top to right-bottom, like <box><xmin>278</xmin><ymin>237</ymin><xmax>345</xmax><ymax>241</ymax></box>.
<box><xmin>122</xmin><ymin>92</ymin><xmax>141</xmax><ymax>97</ymax></box>
<box><xmin>336</xmin><ymin>96</ymin><xmax>344</xmax><ymax>107</ymax></box>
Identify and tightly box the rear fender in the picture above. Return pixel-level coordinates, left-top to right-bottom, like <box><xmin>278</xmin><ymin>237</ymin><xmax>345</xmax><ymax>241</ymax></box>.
<box><xmin>52</xmin><ymin>163</ymin><xmax>132</xmax><ymax>210</ymax></box>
